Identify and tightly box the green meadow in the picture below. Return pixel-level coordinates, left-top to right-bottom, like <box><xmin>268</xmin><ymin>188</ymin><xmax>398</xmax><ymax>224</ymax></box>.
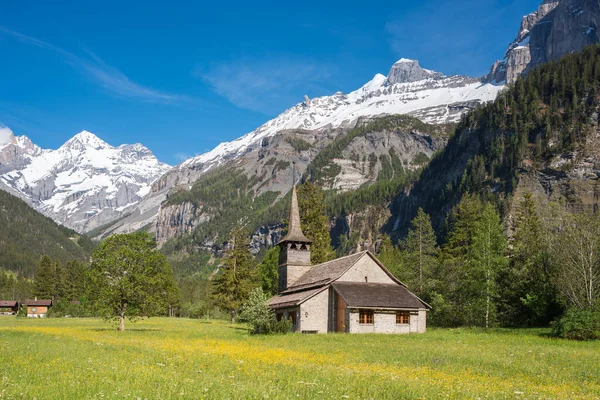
<box><xmin>0</xmin><ymin>318</ymin><xmax>598</xmax><ymax>399</ymax></box>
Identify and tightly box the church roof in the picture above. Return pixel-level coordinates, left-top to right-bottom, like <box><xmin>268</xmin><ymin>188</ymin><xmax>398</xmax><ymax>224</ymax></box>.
<box><xmin>267</xmin><ymin>287</ymin><xmax>326</xmax><ymax>309</ymax></box>
<box><xmin>281</xmin><ymin>251</ymin><xmax>367</xmax><ymax>293</ymax></box>
<box><xmin>278</xmin><ymin>185</ymin><xmax>313</xmax><ymax>244</ymax></box>
<box><xmin>332</xmin><ymin>282</ymin><xmax>429</xmax><ymax>310</ymax></box>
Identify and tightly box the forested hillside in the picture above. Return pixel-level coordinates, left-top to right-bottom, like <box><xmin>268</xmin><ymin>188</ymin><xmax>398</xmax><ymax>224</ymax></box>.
<box><xmin>158</xmin><ymin>115</ymin><xmax>449</xmax><ymax>259</ymax></box>
<box><xmin>389</xmin><ymin>45</ymin><xmax>600</xmax><ymax>238</ymax></box>
<box><xmin>0</xmin><ymin>189</ymin><xmax>93</xmax><ymax>276</ymax></box>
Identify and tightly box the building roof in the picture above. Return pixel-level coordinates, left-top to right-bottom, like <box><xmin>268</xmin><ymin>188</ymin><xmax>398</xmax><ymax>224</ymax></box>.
<box><xmin>25</xmin><ymin>299</ymin><xmax>52</xmax><ymax>306</ymax></box>
<box><xmin>267</xmin><ymin>287</ymin><xmax>326</xmax><ymax>309</ymax></box>
<box><xmin>277</xmin><ymin>185</ymin><xmax>313</xmax><ymax>244</ymax></box>
<box><xmin>0</xmin><ymin>300</ymin><xmax>18</xmax><ymax>307</ymax></box>
<box><xmin>332</xmin><ymin>282</ymin><xmax>429</xmax><ymax>310</ymax></box>
<box><xmin>281</xmin><ymin>251</ymin><xmax>367</xmax><ymax>293</ymax></box>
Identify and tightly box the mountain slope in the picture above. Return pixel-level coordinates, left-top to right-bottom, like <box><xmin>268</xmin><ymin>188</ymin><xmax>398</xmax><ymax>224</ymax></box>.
<box><xmin>95</xmin><ymin>59</ymin><xmax>502</xmax><ymax>239</ymax></box>
<box><xmin>390</xmin><ymin>45</ymin><xmax>600</xmax><ymax>239</ymax></box>
<box><xmin>0</xmin><ymin>129</ymin><xmax>171</xmax><ymax>233</ymax></box>
<box><xmin>0</xmin><ymin>189</ymin><xmax>92</xmax><ymax>276</ymax></box>
<box><xmin>154</xmin><ymin>115</ymin><xmax>449</xmax><ymax>254</ymax></box>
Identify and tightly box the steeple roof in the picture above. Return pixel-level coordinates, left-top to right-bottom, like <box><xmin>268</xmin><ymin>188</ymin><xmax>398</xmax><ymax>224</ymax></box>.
<box><xmin>279</xmin><ymin>185</ymin><xmax>313</xmax><ymax>244</ymax></box>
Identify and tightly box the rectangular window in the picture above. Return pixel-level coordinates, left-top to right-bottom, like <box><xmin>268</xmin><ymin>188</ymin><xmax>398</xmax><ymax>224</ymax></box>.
<box><xmin>396</xmin><ymin>311</ymin><xmax>410</xmax><ymax>324</ymax></box>
<box><xmin>359</xmin><ymin>310</ymin><xmax>374</xmax><ymax>324</ymax></box>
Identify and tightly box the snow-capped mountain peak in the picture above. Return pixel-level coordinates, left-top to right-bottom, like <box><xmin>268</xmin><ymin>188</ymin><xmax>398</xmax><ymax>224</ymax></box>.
<box><xmin>395</xmin><ymin>58</ymin><xmax>418</xmax><ymax>63</ymax></box>
<box><xmin>181</xmin><ymin>58</ymin><xmax>504</xmax><ymax>172</ymax></box>
<box><xmin>62</xmin><ymin>130</ymin><xmax>112</xmax><ymax>151</ymax></box>
<box><xmin>0</xmin><ymin>129</ymin><xmax>171</xmax><ymax>232</ymax></box>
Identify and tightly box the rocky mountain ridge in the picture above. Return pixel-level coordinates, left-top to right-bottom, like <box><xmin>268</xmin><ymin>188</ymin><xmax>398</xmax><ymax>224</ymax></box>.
<box><xmin>0</xmin><ymin>128</ymin><xmax>171</xmax><ymax>233</ymax></box>
<box><xmin>94</xmin><ymin>59</ymin><xmax>501</xmax><ymax>239</ymax></box>
<box><xmin>486</xmin><ymin>0</ymin><xmax>600</xmax><ymax>85</ymax></box>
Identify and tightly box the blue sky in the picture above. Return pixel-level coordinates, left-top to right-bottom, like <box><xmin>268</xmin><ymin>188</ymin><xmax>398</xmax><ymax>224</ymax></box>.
<box><xmin>1</xmin><ymin>0</ymin><xmax>541</xmax><ymax>165</ymax></box>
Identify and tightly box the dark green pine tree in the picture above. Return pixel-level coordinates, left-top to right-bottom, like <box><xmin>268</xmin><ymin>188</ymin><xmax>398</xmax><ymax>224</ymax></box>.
<box><xmin>297</xmin><ymin>182</ymin><xmax>335</xmax><ymax>264</ymax></box>
<box><xmin>403</xmin><ymin>208</ymin><xmax>439</xmax><ymax>297</ymax></box>
<box><xmin>65</xmin><ymin>259</ymin><xmax>87</xmax><ymax>301</ymax></box>
<box><xmin>211</xmin><ymin>228</ymin><xmax>256</xmax><ymax>323</ymax></box>
<box><xmin>34</xmin><ymin>256</ymin><xmax>57</xmax><ymax>300</ymax></box>
<box><xmin>257</xmin><ymin>246</ymin><xmax>280</xmax><ymax>296</ymax></box>
<box><xmin>436</xmin><ymin>194</ymin><xmax>484</xmax><ymax>326</ymax></box>
<box><xmin>377</xmin><ymin>234</ymin><xmax>405</xmax><ymax>281</ymax></box>
<box><xmin>498</xmin><ymin>193</ymin><xmax>559</xmax><ymax>326</ymax></box>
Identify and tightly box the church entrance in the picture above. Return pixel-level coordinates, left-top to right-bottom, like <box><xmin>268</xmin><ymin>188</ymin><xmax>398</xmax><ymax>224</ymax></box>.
<box><xmin>336</xmin><ymin>293</ymin><xmax>347</xmax><ymax>332</ymax></box>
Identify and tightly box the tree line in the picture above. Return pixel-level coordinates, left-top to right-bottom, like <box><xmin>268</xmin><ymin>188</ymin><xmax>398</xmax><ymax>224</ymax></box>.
<box><xmin>2</xmin><ymin>233</ymin><xmax>180</xmax><ymax>330</ymax></box>
<box><xmin>378</xmin><ymin>192</ymin><xmax>599</xmax><ymax>336</ymax></box>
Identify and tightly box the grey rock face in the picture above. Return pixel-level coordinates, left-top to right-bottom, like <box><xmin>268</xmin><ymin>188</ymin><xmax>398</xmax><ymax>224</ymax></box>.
<box><xmin>386</xmin><ymin>59</ymin><xmax>441</xmax><ymax>85</ymax></box>
<box><xmin>486</xmin><ymin>0</ymin><xmax>560</xmax><ymax>84</ymax></box>
<box><xmin>530</xmin><ymin>0</ymin><xmax>600</xmax><ymax>69</ymax></box>
<box><xmin>0</xmin><ymin>132</ymin><xmax>42</xmax><ymax>173</ymax></box>
<box><xmin>486</xmin><ymin>0</ymin><xmax>600</xmax><ymax>85</ymax></box>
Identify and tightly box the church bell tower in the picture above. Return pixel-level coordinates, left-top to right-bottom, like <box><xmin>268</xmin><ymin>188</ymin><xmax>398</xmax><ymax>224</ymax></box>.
<box><xmin>277</xmin><ymin>185</ymin><xmax>312</xmax><ymax>294</ymax></box>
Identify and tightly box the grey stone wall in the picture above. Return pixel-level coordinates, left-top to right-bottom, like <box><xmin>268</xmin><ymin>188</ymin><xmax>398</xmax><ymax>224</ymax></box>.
<box><xmin>348</xmin><ymin>309</ymin><xmax>427</xmax><ymax>334</ymax></box>
<box><xmin>299</xmin><ymin>289</ymin><xmax>329</xmax><ymax>333</ymax></box>
<box><xmin>338</xmin><ymin>255</ymin><xmax>395</xmax><ymax>284</ymax></box>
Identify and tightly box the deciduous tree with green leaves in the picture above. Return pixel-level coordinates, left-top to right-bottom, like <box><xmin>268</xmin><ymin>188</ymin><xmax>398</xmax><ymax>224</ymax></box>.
<box><xmin>88</xmin><ymin>233</ymin><xmax>179</xmax><ymax>331</ymax></box>
<box><xmin>551</xmin><ymin>212</ymin><xmax>600</xmax><ymax>311</ymax></box>
<box><xmin>471</xmin><ymin>203</ymin><xmax>508</xmax><ymax>328</ymax></box>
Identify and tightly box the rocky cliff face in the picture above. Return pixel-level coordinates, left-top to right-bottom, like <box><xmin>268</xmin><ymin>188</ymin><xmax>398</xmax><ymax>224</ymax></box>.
<box><xmin>385</xmin><ymin>59</ymin><xmax>443</xmax><ymax>84</ymax></box>
<box><xmin>530</xmin><ymin>0</ymin><xmax>600</xmax><ymax>69</ymax></box>
<box><xmin>486</xmin><ymin>0</ymin><xmax>600</xmax><ymax>85</ymax></box>
<box><xmin>0</xmin><ymin>127</ymin><xmax>42</xmax><ymax>173</ymax></box>
<box><xmin>149</xmin><ymin>117</ymin><xmax>447</xmax><ymax>249</ymax></box>
<box><xmin>486</xmin><ymin>0</ymin><xmax>560</xmax><ymax>84</ymax></box>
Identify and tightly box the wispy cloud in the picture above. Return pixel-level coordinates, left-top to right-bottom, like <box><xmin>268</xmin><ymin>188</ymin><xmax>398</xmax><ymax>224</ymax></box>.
<box><xmin>0</xmin><ymin>27</ymin><xmax>184</xmax><ymax>103</ymax></box>
<box><xmin>199</xmin><ymin>57</ymin><xmax>335</xmax><ymax>115</ymax></box>
<box><xmin>0</xmin><ymin>123</ymin><xmax>14</xmax><ymax>145</ymax></box>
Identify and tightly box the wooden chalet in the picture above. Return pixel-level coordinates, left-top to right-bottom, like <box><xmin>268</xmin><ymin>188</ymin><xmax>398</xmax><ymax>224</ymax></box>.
<box><xmin>25</xmin><ymin>299</ymin><xmax>53</xmax><ymax>318</ymax></box>
<box><xmin>0</xmin><ymin>300</ymin><xmax>19</xmax><ymax>315</ymax></box>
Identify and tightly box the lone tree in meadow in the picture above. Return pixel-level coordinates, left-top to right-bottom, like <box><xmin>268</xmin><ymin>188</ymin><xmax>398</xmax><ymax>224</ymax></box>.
<box><xmin>88</xmin><ymin>233</ymin><xmax>179</xmax><ymax>331</ymax></box>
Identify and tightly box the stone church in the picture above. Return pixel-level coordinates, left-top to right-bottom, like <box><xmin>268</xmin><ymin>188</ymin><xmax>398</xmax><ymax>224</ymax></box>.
<box><xmin>268</xmin><ymin>186</ymin><xmax>429</xmax><ymax>334</ymax></box>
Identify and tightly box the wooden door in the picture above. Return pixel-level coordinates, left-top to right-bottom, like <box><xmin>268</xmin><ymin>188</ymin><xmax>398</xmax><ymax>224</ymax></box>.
<box><xmin>336</xmin><ymin>293</ymin><xmax>347</xmax><ymax>332</ymax></box>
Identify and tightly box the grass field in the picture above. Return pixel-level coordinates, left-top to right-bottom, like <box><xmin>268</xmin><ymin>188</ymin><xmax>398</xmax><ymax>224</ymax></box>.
<box><xmin>0</xmin><ymin>318</ymin><xmax>599</xmax><ymax>399</ymax></box>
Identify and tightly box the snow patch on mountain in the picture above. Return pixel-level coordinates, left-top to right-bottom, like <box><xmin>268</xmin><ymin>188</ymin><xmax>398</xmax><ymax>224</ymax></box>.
<box><xmin>0</xmin><ymin>130</ymin><xmax>171</xmax><ymax>232</ymax></box>
<box><xmin>182</xmin><ymin>60</ymin><xmax>504</xmax><ymax>171</ymax></box>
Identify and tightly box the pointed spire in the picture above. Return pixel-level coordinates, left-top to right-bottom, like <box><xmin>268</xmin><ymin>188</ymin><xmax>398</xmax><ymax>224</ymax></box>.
<box><xmin>279</xmin><ymin>185</ymin><xmax>313</xmax><ymax>244</ymax></box>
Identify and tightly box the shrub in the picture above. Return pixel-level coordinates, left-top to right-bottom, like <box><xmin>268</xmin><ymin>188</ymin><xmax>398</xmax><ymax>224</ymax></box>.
<box><xmin>552</xmin><ymin>309</ymin><xmax>600</xmax><ymax>341</ymax></box>
<box><xmin>16</xmin><ymin>307</ymin><xmax>26</xmax><ymax>318</ymax></box>
<box><xmin>240</xmin><ymin>288</ymin><xmax>291</xmax><ymax>334</ymax></box>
